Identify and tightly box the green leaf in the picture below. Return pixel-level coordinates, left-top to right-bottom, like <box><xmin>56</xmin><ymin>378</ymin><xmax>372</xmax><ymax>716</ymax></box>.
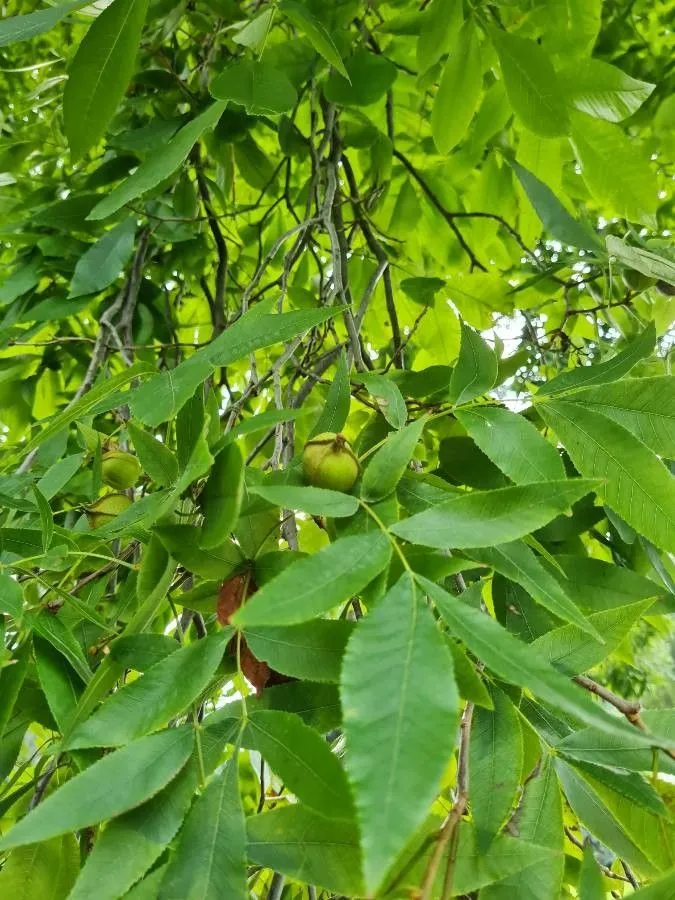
<box><xmin>124</xmin><ymin>866</ymin><xmax>168</xmax><ymax>900</ymax></box>
<box><xmin>607</xmin><ymin>236</ymin><xmax>675</xmax><ymax>285</ymax></box>
<box><xmin>245</xmin><ymin>619</ymin><xmax>353</xmax><ymax>683</ymax></box>
<box><xmin>429</xmin><ymin>824</ymin><xmax>561</xmax><ymax>895</ymax></box>
<box><xmin>231</xmin><ymin>8</ymin><xmax>274</xmax><ymax>53</ymax></box>
<box><xmin>539</xmin><ymin>323</ymin><xmax>655</xmax><ymax>396</ymax></box>
<box><xmin>16</xmin><ymin>362</ymin><xmax>153</xmax><ymax>457</ymax></box>
<box><xmin>233</xmin><ymin>532</ymin><xmax>390</xmax><ymax>627</ymax></box>
<box><xmin>34</xmin><ymin>637</ymin><xmax>83</xmax><ymax>733</ymax></box>
<box><xmin>28</xmin><ymin>610</ymin><xmax>92</xmax><ymax>684</ymax></box>
<box><xmin>557</xmin><ymin>723</ymin><xmax>675</xmax><ymax>776</ymax></box>
<box><xmin>309</xmin><ymin>351</ymin><xmax>350</xmax><ymax>437</ymax></box>
<box><xmin>0</xmin><ymin>641</ymin><xmax>30</xmax><ymax>740</ymax></box>
<box><xmin>432</xmin><ymin>19</ymin><xmax>483</xmax><ymax>154</ymax></box>
<box><xmin>210</xmin><ymin>60</ymin><xmax>296</xmax><ymax>115</ymax></box>
<box><xmin>555</xmin><ymin>758</ymin><xmax>667</xmax><ymax>876</ymax></box>
<box><xmin>623</xmin><ymin>870</ymin><xmax>675</xmax><ymax>898</ymax></box>
<box><xmin>244</xmin><ymin>710</ymin><xmax>353</xmax><ymax>816</ymax></box>
<box><xmin>570</xmin><ymin>111</ymin><xmax>658</xmax><ymax>226</ymax></box>
<box><xmin>248</xmin><ymin>483</ymin><xmax>359</xmax><ymax>518</ymax></box>
<box><xmin>540</xmin><ymin>0</ymin><xmax>602</xmax><ymax>57</ymax></box>
<box><xmin>470</xmin><ymin>686</ymin><xmax>523</xmax><ymax>850</ymax></box>
<box><xmin>449</xmin><ymin>322</ymin><xmax>498</xmax><ymax>405</ymax></box>
<box><xmin>0</xmin><ymin>259</ymin><xmax>41</xmax><ymax>306</ymax></box>
<box><xmin>68</xmin><ymin>218</ymin><xmax>136</xmax><ymax>297</ymax></box>
<box><xmin>324</xmin><ymin>51</ymin><xmax>397</xmax><ymax>106</ymax></box>
<box><xmin>579</xmin><ymin>843</ymin><xmax>608</xmax><ymax>899</ymax></box>
<box><xmin>137</xmin><ymin>534</ymin><xmax>175</xmax><ymax>607</ymax></box>
<box><xmin>220</xmin><ymin>408</ymin><xmax>310</xmax><ymax>450</ymax></box>
<box><xmin>558</xmin><ymin>59</ymin><xmax>655</xmax><ymax>123</ymax></box>
<box><xmin>200</xmin><ymin>443</ymin><xmax>245</xmax><ymax>548</ymax></box>
<box><xmin>391</xmin><ymin>480</ymin><xmax>596</xmax><ymax>552</ymax></box>
<box><xmin>67</xmin><ymin>631</ymin><xmax>231</xmax><ymax>748</ymax></box>
<box><xmin>508</xmin><ymin>159</ymin><xmax>601</xmax><ymax>251</ymax></box>
<box><xmin>341</xmin><ymin>575</ymin><xmax>458</xmax><ymax>893</ymax></box>
<box><xmin>109</xmin><ymin>634</ymin><xmax>179</xmax><ymax>671</ymax></box>
<box><xmin>456</xmin><ymin>406</ymin><xmax>565</xmax><ymax>484</ymax></box>
<box><xmin>481</xmin><ymin>754</ymin><xmax>564</xmax><ymax>900</ymax></box>
<box><xmin>531</xmin><ymin>600</ymin><xmax>652</xmax><ymax>675</ymax></box>
<box><xmin>416</xmin><ymin>0</ymin><xmax>463</xmax><ymax>73</ymax></box>
<box><xmin>88</xmin><ymin>102</ymin><xmax>226</xmax><ymax>220</ymax></box>
<box><xmin>358</xmin><ymin>372</ymin><xmax>407</xmax><ymax>429</ymax></box>
<box><xmin>158</xmin><ymin>761</ymin><xmax>246</xmax><ymax>900</ymax></box>
<box><xmin>0</xmin><ymin>572</ymin><xmax>23</xmax><ymax>619</ymax></box>
<box><xmin>447</xmin><ymin>640</ymin><xmax>493</xmax><ymax>708</ymax></box>
<box><xmin>572</xmin><ymin>377</ymin><xmax>675</xmax><ymax>458</ymax></box>
<box><xmin>361</xmin><ymin>416</ymin><xmax>426</xmax><ymax>502</ymax></box>
<box><xmin>246</xmin><ymin>805</ymin><xmax>363</xmax><ymax>896</ymax></box>
<box><xmin>422</xmin><ymin>578</ymin><xmax>657</xmax><ymax>744</ymax></box>
<box><xmin>540</xmin><ymin>401</ymin><xmax>675</xmax><ymax>554</ymax></box>
<box><xmin>0</xmin><ymin>0</ymin><xmax>88</xmax><ymax>49</ymax></box>
<box><xmin>130</xmin><ymin>306</ymin><xmax>336</xmax><ymax>427</ymax></box>
<box><xmin>69</xmin><ymin>765</ymin><xmax>197</xmax><ymax>900</ymax></box>
<box><xmin>0</xmin><ymin>728</ymin><xmax>194</xmax><ymax>850</ymax></box>
<box><xmin>468</xmin><ymin>541</ymin><xmax>599</xmax><ymax>636</ymax></box>
<box><xmin>63</xmin><ymin>0</ymin><xmax>150</xmax><ymax>158</ymax></box>
<box><xmin>551</xmin><ymin>554</ymin><xmax>670</xmax><ymax>612</ymax></box>
<box><xmin>279</xmin><ymin>1</ymin><xmax>348</xmax><ymax>79</ymax></box>
<box><xmin>0</xmin><ymin>834</ymin><xmax>79</xmax><ymax>900</ymax></box>
<box><xmin>490</xmin><ymin>28</ymin><xmax>569</xmax><ymax>137</ymax></box>
<box><xmin>155</xmin><ymin>525</ymin><xmax>242</xmax><ymax>581</ymax></box>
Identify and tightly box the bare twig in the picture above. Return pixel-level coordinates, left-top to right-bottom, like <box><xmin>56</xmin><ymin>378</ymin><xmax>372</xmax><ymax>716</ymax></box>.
<box><xmin>420</xmin><ymin>703</ymin><xmax>474</xmax><ymax>900</ymax></box>
<box><xmin>574</xmin><ymin>674</ymin><xmax>675</xmax><ymax>761</ymax></box>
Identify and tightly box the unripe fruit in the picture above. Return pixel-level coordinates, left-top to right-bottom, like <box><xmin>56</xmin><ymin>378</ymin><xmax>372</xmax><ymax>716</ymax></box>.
<box><xmin>87</xmin><ymin>493</ymin><xmax>132</xmax><ymax>529</ymax></box>
<box><xmin>101</xmin><ymin>450</ymin><xmax>142</xmax><ymax>490</ymax></box>
<box><xmin>622</xmin><ymin>268</ymin><xmax>656</xmax><ymax>292</ymax></box>
<box><xmin>302</xmin><ymin>432</ymin><xmax>359</xmax><ymax>492</ymax></box>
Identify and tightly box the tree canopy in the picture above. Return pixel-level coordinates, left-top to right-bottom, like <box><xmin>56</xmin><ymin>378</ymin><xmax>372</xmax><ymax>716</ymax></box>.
<box><xmin>0</xmin><ymin>0</ymin><xmax>674</xmax><ymax>897</ymax></box>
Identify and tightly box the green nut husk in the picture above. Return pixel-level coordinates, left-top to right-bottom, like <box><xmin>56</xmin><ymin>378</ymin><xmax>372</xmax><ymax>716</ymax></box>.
<box><xmin>87</xmin><ymin>493</ymin><xmax>133</xmax><ymax>529</ymax></box>
<box><xmin>302</xmin><ymin>432</ymin><xmax>359</xmax><ymax>493</ymax></box>
<box><xmin>101</xmin><ymin>449</ymin><xmax>142</xmax><ymax>490</ymax></box>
